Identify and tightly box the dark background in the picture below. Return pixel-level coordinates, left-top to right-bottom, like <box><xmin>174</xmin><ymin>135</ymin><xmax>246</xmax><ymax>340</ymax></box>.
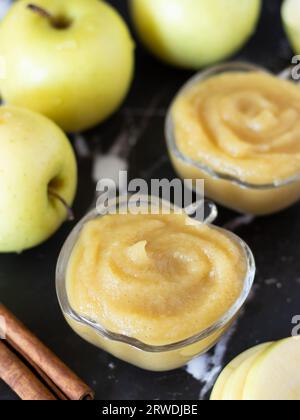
<box><xmin>1</xmin><ymin>0</ymin><xmax>300</xmax><ymax>400</ymax></box>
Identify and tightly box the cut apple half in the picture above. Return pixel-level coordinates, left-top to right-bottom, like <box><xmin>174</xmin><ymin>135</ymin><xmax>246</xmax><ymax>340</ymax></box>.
<box><xmin>243</xmin><ymin>337</ymin><xmax>300</xmax><ymax>400</ymax></box>
<box><xmin>210</xmin><ymin>344</ymin><xmax>271</xmax><ymax>400</ymax></box>
<box><xmin>282</xmin><ymin>0</ymin><xmax>300</xmax><ymax>53</ymax></box>
<box><xmin>222</xmin><ymin>343</ymin><xmax>273</xmax><ymax>400</ymax></box>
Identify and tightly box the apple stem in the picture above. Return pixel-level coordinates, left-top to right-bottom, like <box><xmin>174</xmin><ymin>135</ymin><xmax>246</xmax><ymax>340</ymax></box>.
<box><xmin>48</xmin><ymin>190</ymin><xmax>75</xmax><ymax>222</ymax></box>
<box><xmin>27</xmin><ymin>3</ymin><xmax>53</xmax><ymax>20</ymax></box>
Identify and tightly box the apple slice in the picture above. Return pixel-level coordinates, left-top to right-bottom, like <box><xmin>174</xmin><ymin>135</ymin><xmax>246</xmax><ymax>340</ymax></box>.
<box><xmin>210</xmin><ymin>344</ymin><xmax>270</xmax><ymax>400</ymax></box>
<box><xmin>222</xmin><ymin>343</ymin><xmax>273</xmax><ymax>400</ymax></box>
<box><xmin>243</xmin><ymin>337</ymin><xmax>300</xmax><ymax>400</ymax></box>
<box><xmin>282</xmin><ymin>0</ymin><xmax>300</xmax><ymax>53</ymax></box>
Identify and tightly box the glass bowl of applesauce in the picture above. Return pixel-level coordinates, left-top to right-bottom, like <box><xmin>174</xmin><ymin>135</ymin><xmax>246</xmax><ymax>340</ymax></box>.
<box><xmin>166</xmin><ymin>62</ymin><xmax>300</xmax><ymax>216</ymax></box>
<box><xmin>56</xmin><ymin>196</ymin><xmax>255</xmax><ymax>372</ymax></box>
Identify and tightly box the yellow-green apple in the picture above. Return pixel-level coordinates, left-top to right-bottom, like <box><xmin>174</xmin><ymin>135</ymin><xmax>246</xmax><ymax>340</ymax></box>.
<box><xmin>282</xmin><ymin>0</ymin><xmax>300</xmax><ymax>54</ymax></box>
<box><xmin>0</xmin><ymin>105</ymin><xmax>77</xmax><ymax>253</ymax></box>
<box><xmin>130</xmin><ymin>0</ymin><xmax>261</xmax><ymax>69</ymax></box>
<box><xmin>0</xmin><ymin>0</ymin><xmax>135</xmax><ymax>132</ymax></box>
<box><xmin>243</xmin><ymin>338</ymin><xmax>300</xmax><ymax>400</ymax></box>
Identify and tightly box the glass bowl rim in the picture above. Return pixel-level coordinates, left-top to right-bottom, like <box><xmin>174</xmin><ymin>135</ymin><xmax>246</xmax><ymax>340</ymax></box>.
<box><xmin>56</xmin><ymin>195</ymin><xmax>256</xmax><ymax>354</ymax></box>
<box><xmin>165</xmin><ymin>61</ymin><xmax>300</xmax><ymax>190</ymax></box>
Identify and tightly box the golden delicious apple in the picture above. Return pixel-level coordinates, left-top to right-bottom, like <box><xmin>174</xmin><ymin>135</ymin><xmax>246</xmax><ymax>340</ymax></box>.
<box><xmin>0</xmin><ymin>0</ymin><xmax>135</xmax><ymax>132</ymax></box>
<box><xmin>130</xmin><ymin>0</ymin><xmax>261</xmax><ymax>69</ymax></box>
<box><xmin>282</xmin><ymin>0</ymin><xmax>300</xmax><ymax>54</ymax></box>
<box><xmin>0</xmin><ymin>105</ymin><xmax>77</xmax><ymax>253</ymax></box>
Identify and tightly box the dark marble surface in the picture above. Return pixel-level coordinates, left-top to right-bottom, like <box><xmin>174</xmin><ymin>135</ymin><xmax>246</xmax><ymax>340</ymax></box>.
<box><xmin>1</xmin><ymin>0</ymin><xmax>300</xmax><ymax>400</ymax></box>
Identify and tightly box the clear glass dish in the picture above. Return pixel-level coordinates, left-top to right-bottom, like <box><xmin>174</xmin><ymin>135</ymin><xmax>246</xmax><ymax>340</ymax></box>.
<box><xmin>165</xmin><ymin>62</ymin><xmax>300</xmax><ymax>215</ymax></box>
<box><xmin>56</xmin><ymin>196</ymin><xmax>255</xmax><ymax>372</ymax></box>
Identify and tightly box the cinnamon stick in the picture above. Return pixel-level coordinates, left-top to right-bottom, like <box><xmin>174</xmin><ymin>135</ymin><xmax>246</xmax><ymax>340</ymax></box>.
<box><xmin>0</xmin><ymin>341</ymin><xmax>56</xmax><ymax>400</ymax></box>
<box><xmin>0</xmin><ymin>304</ymin><xmax>94</xmax><ymax>400</ymax></box>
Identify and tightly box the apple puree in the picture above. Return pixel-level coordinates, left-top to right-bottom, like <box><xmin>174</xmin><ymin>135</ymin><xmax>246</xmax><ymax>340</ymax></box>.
<box><xmin>173</xmin><ymin>72</ymin><xmax>300</xmax><ymax>184</ymax></box>
<box><xmin>66</xmin><ymin>213</ymin><xmax>247</xmax><ymax>347</ymax></box>
<box><xmin>171</xmin><ymin>72</ymin><xmax>300</xmax><ymax>214</ymax></box>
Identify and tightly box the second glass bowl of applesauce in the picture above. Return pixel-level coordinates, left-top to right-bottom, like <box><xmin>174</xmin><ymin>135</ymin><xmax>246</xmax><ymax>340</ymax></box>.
<box><xmin>166</xmin><ymin>62</ymin><xmax>300</xmax><ymax>215</ymax></box>
<box><xmin>56</xmin><ymin>196</ymin><xmax>255</xmax><ymax>372</ymax></box>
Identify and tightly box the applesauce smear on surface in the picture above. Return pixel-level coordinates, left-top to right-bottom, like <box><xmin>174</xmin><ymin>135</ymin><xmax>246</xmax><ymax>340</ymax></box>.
<box><xmin>172</xmin><ymin>72</ymin><xmax>300</xmax><ymax>185</ymax></box>
<box><xmin>66</xmin><ymin>212</ymin><xmax>247</xmax><ymax>346</ymax></box>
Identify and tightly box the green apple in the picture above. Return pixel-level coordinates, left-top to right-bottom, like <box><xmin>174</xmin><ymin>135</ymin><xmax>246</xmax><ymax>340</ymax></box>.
<box><xmin>282</xmin><ymin>0</ymin><xmax>300</xmax><ymax>54</ymax></box>
<box><xmin>243</xmin><ymin>338</ymin><xmax>300</xmax><ymax>400</ymax></box>
<box><xmin>0</xmin><ymin>105</ymin><xmax>77</xmax><ymax>253</ymax></box>
<box><xmin>0</xmin><ymin>0</ymin><xmax>135</xmax><ymax>132</ymax></box>
<box><xmin>130</xmin><ymin>0</ymin><xmax>261</xmax><ymax>69</ymax></box>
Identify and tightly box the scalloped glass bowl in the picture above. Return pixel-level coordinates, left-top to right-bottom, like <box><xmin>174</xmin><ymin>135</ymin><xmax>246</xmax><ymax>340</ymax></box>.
<box><xmin>166</xmin><ymin>62</ymin><xmax>300</xmax><ymax>216</ymax></box>
<box><xmin>56</xmin><ymin>197</ymin><xmax>255</xmax><ymax>371</ymax></box>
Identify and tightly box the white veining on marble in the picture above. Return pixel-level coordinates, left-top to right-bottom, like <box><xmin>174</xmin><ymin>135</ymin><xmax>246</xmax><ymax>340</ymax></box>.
<box><xmin>281</xmin><ymin>255</ymin><xmax>294</xmax><ymax>263</ymax></box>
<box><xmin>185</xmin><ymin>323</ymin><xmax>237</xmax><ymax>400</ymax></box>
<box><xmin>185</xmin><ymin>276</ymin><xmax>259</xmax><ymax>398</ymax></box>
<box><xmin>185</xmin><ymin>274</ymin><xmax>259</xmax><ymax>399</ymax></box>
<box><xmin>121</xmin><ymin>96</ymin><xmax>164</xmax><ymax>151</ymax></box>
<box><xmin>248</xmin><ymin>283</ymin><xmax>260</xmax><ymax>302</ymax></box>
<box><xmin>140</xmin><ymin>155</ymin><xmax>169</xmax><ymax>179</ymax></box>
<box><xmin>73</xmin><ymin>133</ymin><xmax>91</xmax><ymax>159</ymax></box>
<box><xmin>264</xmin><ymin>278</ymin><xmax>283</xmax><ymax>289</ymax></box>
<box><xmin>123</xmin><ymin>107</ymin><xmax>167</xmax><ymax>118</ymax></box>
<box><xmin>108</xmin><ymin>362</ymin><xmax>116</xmax><ymax>370</ymax></box>
<box><xmin>0</xmin><ymin>0</ymin><xmax>11</xmax><ymax>20</ymax></box>
<box><xmin>92</xmin><ymin>96</ymin><xmax>163</xmax><ymax>191</ymax></box>
<box><xmin>223</xmin><ymin>214</ymin><xmax>255</xmax><ymax>232</ymax></box>
<box><xmin>92</xmin><ymin>129</ymin><xmax>131</xmax><ymax>191</ymax></box>
<box><xmin>264</xmin><ymin>278</ymin><xmax>278</xmax><ymax>286</ymax></box>
<box><xmin>93</xmin><ymin>154</ymin><xmax>128</xmax><ymax>188</ymax></box>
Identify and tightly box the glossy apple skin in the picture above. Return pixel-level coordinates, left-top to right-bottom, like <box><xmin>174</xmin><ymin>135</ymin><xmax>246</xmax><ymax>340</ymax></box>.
<box><xmin>130</xmin><ymin>0</ymin><xmax>261</xmax><ymax>69</ymax></box>
<box><xmin>282</xmin><ymin>0</ymin><xmax>300</xmax><ymax>54</ymax></box>
<box><xmin>0</xmin><ymin>0</ymin><xmax>135</xmax><ymax>132</ymax></box>
<box><xmin>0</xmin><ymin>106</ymin><xmax>77</xmax><ymax>253</ymax></box>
